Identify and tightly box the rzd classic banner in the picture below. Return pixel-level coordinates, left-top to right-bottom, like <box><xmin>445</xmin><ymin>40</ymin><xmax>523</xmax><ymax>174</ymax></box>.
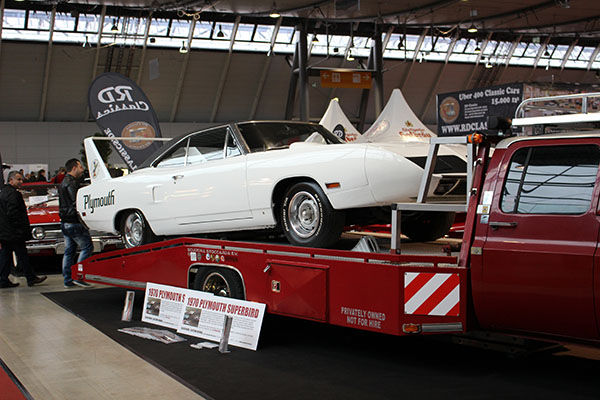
<box><xmin>88</xmin><ymin>72</ymin><xmax>163</xmax><ymax>170</ymax></box>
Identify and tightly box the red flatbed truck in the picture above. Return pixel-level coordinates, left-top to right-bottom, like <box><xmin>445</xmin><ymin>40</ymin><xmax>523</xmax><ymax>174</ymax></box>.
<box><xmin>75</xmin><ymin>93</ymin><xmax>600</xmax><ymax>346</ymax></box>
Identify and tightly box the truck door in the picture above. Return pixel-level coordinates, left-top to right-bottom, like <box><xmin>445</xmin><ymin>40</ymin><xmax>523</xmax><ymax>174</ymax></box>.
<box><xmin>480</xmin><ymin>140</ymin><xmax>600</xmax><ymax>340</ymax></box>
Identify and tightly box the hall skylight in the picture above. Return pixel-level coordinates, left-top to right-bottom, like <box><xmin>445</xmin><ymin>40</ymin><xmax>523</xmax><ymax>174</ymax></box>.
<box><xmin>2</xmin><ymin>9</ymin><xmax>599</xmax><ymax>70</ymax></box>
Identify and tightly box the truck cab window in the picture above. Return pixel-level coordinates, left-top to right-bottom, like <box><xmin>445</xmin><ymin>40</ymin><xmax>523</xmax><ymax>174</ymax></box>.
<box><xmin>501</xmin><ymin>145</ymin><xmax>600</xmax><ymax>215</ymax></box>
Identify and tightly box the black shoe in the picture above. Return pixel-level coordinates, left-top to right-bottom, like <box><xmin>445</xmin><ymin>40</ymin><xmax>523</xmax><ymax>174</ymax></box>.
<box><xmin>27</xmin><ymin>276</ymin><xmax>47</xmax><ymax>287</ymax></box>
<box><xmin>0</xmin><ymin>281</ymin><xmax>19</xmax><ymax>288</ymax></box>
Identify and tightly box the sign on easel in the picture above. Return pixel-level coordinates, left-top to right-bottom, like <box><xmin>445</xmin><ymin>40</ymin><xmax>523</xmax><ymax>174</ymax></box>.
<box><xmin>141</xmin><ymin>282</ymin><xmax>266</xmax><ymax>351</ymax></box>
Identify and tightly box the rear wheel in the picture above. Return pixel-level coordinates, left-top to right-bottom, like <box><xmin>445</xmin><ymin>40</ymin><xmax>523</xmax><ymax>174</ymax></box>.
<box><xmin>120</xmin><ymin>210</ymin><xmax>156</xmax><ymax>248</ymax></box>
<box><xmin>281</xmin><ymin>181</ymin><xmax>344</xmax><ymax>248</ymax></box>
<box><xmin>402</xmin><ymin>211</ymin><xmax>455</xmax><ymax>242</ymax></box>
<box><xmin>193</xmin><ymin>268</ymin><xmax>244</xmax><ymax>299</ymax></box>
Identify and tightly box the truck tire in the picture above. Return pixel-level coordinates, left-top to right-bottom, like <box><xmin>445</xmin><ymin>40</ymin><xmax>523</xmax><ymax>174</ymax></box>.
<box><xmin>194</xmin><ymin>267</ymin><xmax>244</xmax><ymax>299</ymax></box>
<box><xmin>281</xmin><ymin>181</ymin><xmax>344</xmax><ymax>248</ymax></box>
<box><xmin>120</xmin><ymin>210</ymin><xmax>157</xmax><ymax>248</ymax></box>
<box><xmin>402</xmin><ymin>211</ymin><xmax>456</xmax><ymax>242</ymax></box>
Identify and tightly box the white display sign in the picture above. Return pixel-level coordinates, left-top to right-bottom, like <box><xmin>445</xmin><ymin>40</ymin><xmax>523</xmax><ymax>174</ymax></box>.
<box><xmin>142</xmin><ymin>283</ymin><xmax>189</xmax><ymax>329</ymax></box>
<box><xmin>177</xmin><ymin>290</ymin><xmax>266</xmax><ymax>351</ymax></box>
<box><xmin>142</xmin><ymin>282</ymin><xmax>266</xmax><ymax>351</ymax></box>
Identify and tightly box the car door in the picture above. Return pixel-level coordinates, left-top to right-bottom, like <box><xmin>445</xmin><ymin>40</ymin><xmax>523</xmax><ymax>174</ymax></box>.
<box><xmin>480</xmin><ymin>139</ymin><xmax>600</xmax><ymax>340</ymax></box>
<box><xmin>148</xmin><ymin>127</ymin><xmax>251</xmax><ymax>234</ymax></box>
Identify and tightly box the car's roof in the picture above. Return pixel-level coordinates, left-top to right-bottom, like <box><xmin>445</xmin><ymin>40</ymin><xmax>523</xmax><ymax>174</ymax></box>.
<box><xmin>496</xmin><ymin>131</ymin><xmax>600</xmax><ymax>149</ymax></box>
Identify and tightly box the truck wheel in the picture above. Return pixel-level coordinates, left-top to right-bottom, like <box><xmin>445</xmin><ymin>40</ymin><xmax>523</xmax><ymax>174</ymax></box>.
<box><xmin>281</xmin><ymin>181</ymin><xmax>344</xmax><ymax>248</ymax></box>
<box><xmin>120</xmin><ymin>210</ymin><xmax>156</xmax><ymax>248</ymax></box>
<box><xmin>194</xmin><ymin>268</ymin><xmax>244</xmax><ymax>299</ymax></box>
<box><xmin>402</xmin><ymin>211</ymin><xmax>456</xmax><ymax>242</ymax></box>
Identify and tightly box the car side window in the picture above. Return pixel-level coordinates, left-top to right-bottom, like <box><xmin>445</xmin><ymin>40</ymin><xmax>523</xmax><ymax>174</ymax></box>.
<box><xmin>187</xmin><ymin>127</ymin><xmax>229</xmax><ymax>165</ymax></box>
<box><xmin>501</xmin><ymin>144</ymin><xmax>600</xmax><ymax>215</ymax></box>
<box><xmin>156</xmin><ymin>138</ymin><xmax>189</xmax><ymax>168</ymax></box>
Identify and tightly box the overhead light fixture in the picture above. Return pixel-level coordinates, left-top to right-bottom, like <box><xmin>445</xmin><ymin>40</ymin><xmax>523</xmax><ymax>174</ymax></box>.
<box><xmin>544</xmin><ymin>48</ymin><xmax>550</xmax><ymax>57</ymax></box>
<box><xmin>474</xmin><ymin>43</ymin><xmax>481</xmax><ymax>53</ymax></box>
<box><xmin>397</xmin><ymin>38</ymin><xmax>403</xmax><ymax>49</ymax></box>
<box><xmin>111</xmin><ymin>18</ymin><xmax>119</xmax><ymax>33</ymax></box>
<box><xmin>333</xmin><ymin>47</ymin><xmax>339</xmax><ymax>53</ymax></box>
<box><xmin>179</xmin><ymin>40</ymin><xmax>188</xmax><ymax>54</ymax></box>
<box><xmin>545</xmin><ymin>63</ymin><xmax>550</xmax><ymax>71</ymax></box>
<box><xmin>269</xmin><ymin>2</ymin><xmax>281</xmax><ymax>18</ymax></box>
<box><xmin>467</xmin><ymin>24</ymin><xmax>478</xmax><ymax>33</ymax></box>
<box><xmin>312</xmin><ymin>34</ymin><xmax>319</xmax><ymax>43</ymax></box>
<box><xmin>149</xmin><ymin>37</ymin><xmax>156</xmax><ymax>43</ymax></box>
<box><xmin>216</xmin><ymin>24</ymin><xmax>225</xmax><ymax>38</ymax></box>
<box><xmin>485</xmin><ymin>61</ymin><xmax>493</xmax><ymax>68</ymax></box>
<box><xmin>82</xmin><ymin>36</ymin><xmax>90</xmax><ymax>48</ymax></box>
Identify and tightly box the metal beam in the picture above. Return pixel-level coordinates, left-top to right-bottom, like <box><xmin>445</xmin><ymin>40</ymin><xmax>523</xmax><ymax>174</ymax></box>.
<box><xmin>0</xmin><ymin>0</ymin><xmax>5</xmax><ymax>60</ymax></box>
<box><xmin>373</xmin><ymin>25</ymin><xmax>384</xmax><ymax>116</ymax></box>
<box><xmin>136</xmin><ymin>13</ymin><xmax>153</xmax><ymax>85</ymax></box>
<box><xmin>170</xmin><ymin>19</ymin><xmax>196</xmax><ymax>122</ymax></box>
<box><xmin>249</xmin><ymin>18</ymin><xmax>281</xmax><ymax>120</ymax></box>
<box><xmin>298</xmin><ymin>21</ymin><xmax>309</xmax><ymax>121</ymax></box>
<box><xmin>420</xmin><ymin>34</ymin><xmax>458</xmax><ymax>121</ymax></box>
<box><xmin>284</xmin><ymin>44</ymin><xmax>299</xmax><ymax>120</ymax></box>
<box><xmin>358</xmin><ymin>46</ymin><xmax>375</xmax><ymax>132</ymax></box>
<box><xmin>85</xmin><ymin>5</ymin><xmax>106</xmax><ymax>121</ymax></box>
<box><xmin>527</xmin><ymin>36</ymin><xmax>551</xmax><ymax>81</ymax></box>
<box><xmin>560</xmin><ymin>38</ymin><xmax>578</xmax><ymax>71</ymax></box>
<box><xmin>38</xmin><ymin>6</ymin><xmax>56</xmax><ymax>122</ymax></box>
<box><xmin>381</xmin><ymin>26</ymin><xmax>394</xmax><ymax>52</ymax></box>
<box><xmin>464</xmin><ymin>32</ymin><xmax>492</xmax><ymax>89</ymax></box>
<box><xmin>587</xmin><ymin>44</ymin><xmax>600</xmax><ymax>71</ymax></box>
<box><xmin>496</xmin><ymin>35</ymin><xmax>522</xmax><ymax>83</ymax></box>
<box><xmin>400</xmin><ymin>27</ymin><xmax>429</xmax><ymax>91</ymax></box>
<box><xmin>210</xmin><ymin>15</ymin><xmax>240</xmax><ymax>123</ymax></box>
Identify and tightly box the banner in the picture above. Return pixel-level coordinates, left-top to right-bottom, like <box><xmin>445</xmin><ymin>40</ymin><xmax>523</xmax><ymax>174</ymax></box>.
<box><xmin>437</xmin><ymin>83</ymin><xmax>524</xmax><ymax>136</ymax></box>
<box><xmin>88</xmin><ymin>72</ymin><xmax>163</xmax><ymax>170</ymax></box>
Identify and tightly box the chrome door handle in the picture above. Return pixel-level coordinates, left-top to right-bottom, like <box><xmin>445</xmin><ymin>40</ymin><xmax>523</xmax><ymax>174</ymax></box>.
<box><xmin>489</xmin><ymin>221</ymin><xmax>518</xmax><ymax>230</ymax></box>
<box><xmin>172</xmin><ymin>175</ymin><xmax>184</xmax><ymax>181</ymax></box>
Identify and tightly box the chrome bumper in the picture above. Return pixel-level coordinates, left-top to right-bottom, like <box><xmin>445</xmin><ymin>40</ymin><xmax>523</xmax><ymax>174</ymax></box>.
<box><xmin>26</xmin><ymin>237</ymin><xmax>123</xmax><ymax>255</ymax></box>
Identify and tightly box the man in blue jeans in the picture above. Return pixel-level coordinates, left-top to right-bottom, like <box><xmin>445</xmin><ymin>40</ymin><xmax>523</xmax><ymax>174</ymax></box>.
<box><xmin>59</xmin><ymin>158</ymin><xmax>93</xmax><ymax>289</ymax></box>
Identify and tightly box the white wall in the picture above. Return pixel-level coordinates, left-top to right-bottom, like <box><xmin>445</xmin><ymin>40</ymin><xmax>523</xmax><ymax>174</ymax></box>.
<box><xmin>0</xmin><ymin>121</ymin><xmax>215</xmax><ymax>174</ymax></box>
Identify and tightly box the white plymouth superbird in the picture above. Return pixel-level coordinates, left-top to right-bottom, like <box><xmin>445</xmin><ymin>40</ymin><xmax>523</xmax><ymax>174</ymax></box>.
<box><xmin>77</xmin><ymin>121</ymin><xmax>466</xmax><ymax>248</ymax></box>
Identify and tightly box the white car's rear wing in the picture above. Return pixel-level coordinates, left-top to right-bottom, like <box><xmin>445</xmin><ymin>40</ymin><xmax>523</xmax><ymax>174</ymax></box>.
<box><xmin>84</xmin><ymin>136</ymin><xmax>171</xmax><ymax>183</ymax></box>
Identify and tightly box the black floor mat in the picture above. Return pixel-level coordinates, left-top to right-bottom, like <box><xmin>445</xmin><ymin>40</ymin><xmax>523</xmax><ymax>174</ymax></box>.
<box><xmin>43</xmin><ymin>288</ymin><xmax>600</xmax><ymax>400</ymax></box>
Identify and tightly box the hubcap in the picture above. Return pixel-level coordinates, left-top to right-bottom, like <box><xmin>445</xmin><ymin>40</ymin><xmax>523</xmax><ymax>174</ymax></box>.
<box><xmin>123</xmin><ymin>212</ymin><xmax>144</xmax><ymax>248</ymax></box>
<box><xmin>288</xmin><ymin>191</ymin><xmax>320</xmax><ymax>238</ymax></box>
<box><xmin>202</xmin><ymin>272</ymin><xmax>230</xmax><ymax>297</ymax></box>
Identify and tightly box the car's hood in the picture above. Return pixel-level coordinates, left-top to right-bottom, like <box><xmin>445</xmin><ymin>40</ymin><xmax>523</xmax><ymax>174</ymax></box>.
<box><xmin>28</xmin><ymin>204</ymin><xmax>60</xmax><ymax>224</ymax></box>
<box><xmin>365</xmin><ymin>141</ymin><xmax>467</xmax><ymax>160</ymax></box>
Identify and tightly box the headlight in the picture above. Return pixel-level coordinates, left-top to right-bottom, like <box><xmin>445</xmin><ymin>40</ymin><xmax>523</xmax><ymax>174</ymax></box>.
<box><xmin>31</xmin><ymin>227</ymin><xmax>46</xmax><ymax>240</ymax></box>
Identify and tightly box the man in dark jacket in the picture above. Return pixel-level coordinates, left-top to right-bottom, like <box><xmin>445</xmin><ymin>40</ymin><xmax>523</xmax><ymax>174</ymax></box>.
<box><xmin>0</xmin><ymin>171</ymin><xmax>47</xmax><ymax>288</ymax></box>
<box><xmin>59</xmin><ymin>159</ymin><xmax>93</xmax><ymax>288</ymax></box>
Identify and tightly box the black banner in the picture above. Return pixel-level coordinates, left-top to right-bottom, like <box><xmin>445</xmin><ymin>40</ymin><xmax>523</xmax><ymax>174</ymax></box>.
<box><xmin>437</xmin><ymin>83</ymin><xmax>524</xmax><ymax>136</ymax></box>
<box><xmin>88</xmin><ymin>72</ymin><xmax>163</xmax><ymax>170</ymax></box>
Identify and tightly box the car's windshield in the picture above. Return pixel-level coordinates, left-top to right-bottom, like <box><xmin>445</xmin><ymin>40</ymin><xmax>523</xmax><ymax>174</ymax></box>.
<box><xmin>237</xmin><ymin>122</ymin><xmax>344</xmax><ymax>152</ymax></box>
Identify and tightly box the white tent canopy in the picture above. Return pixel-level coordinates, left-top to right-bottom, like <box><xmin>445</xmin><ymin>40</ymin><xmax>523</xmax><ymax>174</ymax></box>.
<box><xmin>318</xmin><ymin>98</ymin><xmax>364</xmax><ymax>143</ymax></box>
<box><xmin>363</xmin><ymin>89</ymin><xmax>437</xmax><ymax>143</ymax></box>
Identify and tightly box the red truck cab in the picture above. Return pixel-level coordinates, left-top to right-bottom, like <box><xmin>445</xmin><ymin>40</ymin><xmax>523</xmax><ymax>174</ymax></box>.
<box><xmin>470</xmin><ymin>133</ymin><xmax>600</xmax><ymax>342</ymax></box>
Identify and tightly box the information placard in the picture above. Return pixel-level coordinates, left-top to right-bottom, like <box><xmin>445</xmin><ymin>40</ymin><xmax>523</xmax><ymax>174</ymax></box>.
<box><xmin>142</xmin><ymin>283</ymin><xmax>189</xmax><ymax>329</ymax></box>
<box><xmin>177</xmin><ymin>291</ymin><xmax>266</xmax><ymax>351</ymax></box>
<box><xmin>142</xmin><ymin>282</ymin><xmax>266</xmax><ymax>351</ymax></box>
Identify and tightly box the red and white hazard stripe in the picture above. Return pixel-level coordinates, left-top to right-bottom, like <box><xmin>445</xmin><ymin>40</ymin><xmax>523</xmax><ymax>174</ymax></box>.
<box><xmin>404</xmin><ymin>272</ymin><xmax>460</xmax><ymax>316</ymax></box>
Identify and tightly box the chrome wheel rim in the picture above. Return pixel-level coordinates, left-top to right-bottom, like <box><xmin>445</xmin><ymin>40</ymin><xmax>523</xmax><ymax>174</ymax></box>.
<box><xmin>288</xmin><ymin>191</ymin><xmax>320</xmax><ymax>239</ymax></box>
<box><xmin>202</xmin><ymin>272</ymin><xmax>230</xmax><ymax>297</ymax></box>
<box><xmin>123</xmin><ymin>212</ymin><xmax>144</xmax><ymax>248</ymax></box>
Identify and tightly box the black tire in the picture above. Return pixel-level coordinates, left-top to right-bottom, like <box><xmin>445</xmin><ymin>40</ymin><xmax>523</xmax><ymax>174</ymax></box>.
<box><xmin>120</xmin><ymin>210</ymin><xmax>157</xmax><ymax>248</ymax></box>
<box><xmin>401</xmin><ymin>211</ymin><xmax>456</xmax><ymax>242</ymax></box>
<box><xmin>281</xmin><ymin>181</ymin><xmax>345</xmax><ymax>248</ymax></box>
<box><xmin>193</xmin><ymin>268</ymin><xmax>244</xmax><ymax>299</ymax></box>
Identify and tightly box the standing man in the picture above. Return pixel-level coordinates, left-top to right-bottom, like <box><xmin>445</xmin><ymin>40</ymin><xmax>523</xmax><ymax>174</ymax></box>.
<box><xmin>0</xmin><ymin>171</ymin><xmax>47</xmax><ymax>288</ymax></box>
<box><xmin>59</xmin><ymin>159</ymin><xmax>93</xmax><ymax>288</ymax></box>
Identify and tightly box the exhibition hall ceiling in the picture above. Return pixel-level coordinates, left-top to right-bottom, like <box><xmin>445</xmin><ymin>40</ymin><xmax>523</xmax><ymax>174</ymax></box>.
<box><xmin>7</xmin><ymin>0</ymin><xmax>600</xmax><ymax>38</ymax></box>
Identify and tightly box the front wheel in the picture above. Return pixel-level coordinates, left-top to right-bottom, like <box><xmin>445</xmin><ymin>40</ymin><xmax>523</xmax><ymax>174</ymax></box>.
<box><xmin>193</xmin><ymin>268</ymin><xmax>244</xmax><ymax>299</ymax></box>
<box><xmin>281</xmin><ymin>181</ymin><xmax>344</xmax><ymax>248</ymax></box>
<box><xmin>120</xmin><ymin>210</ymin><xmax>156</xmax><ymax>248</ymax></box>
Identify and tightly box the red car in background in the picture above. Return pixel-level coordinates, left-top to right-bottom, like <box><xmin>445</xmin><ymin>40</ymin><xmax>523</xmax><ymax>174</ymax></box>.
<box><xmin>21</xmin><ymin>182</ymin><xmax>122</xmax><ymax>256</ymax></box>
